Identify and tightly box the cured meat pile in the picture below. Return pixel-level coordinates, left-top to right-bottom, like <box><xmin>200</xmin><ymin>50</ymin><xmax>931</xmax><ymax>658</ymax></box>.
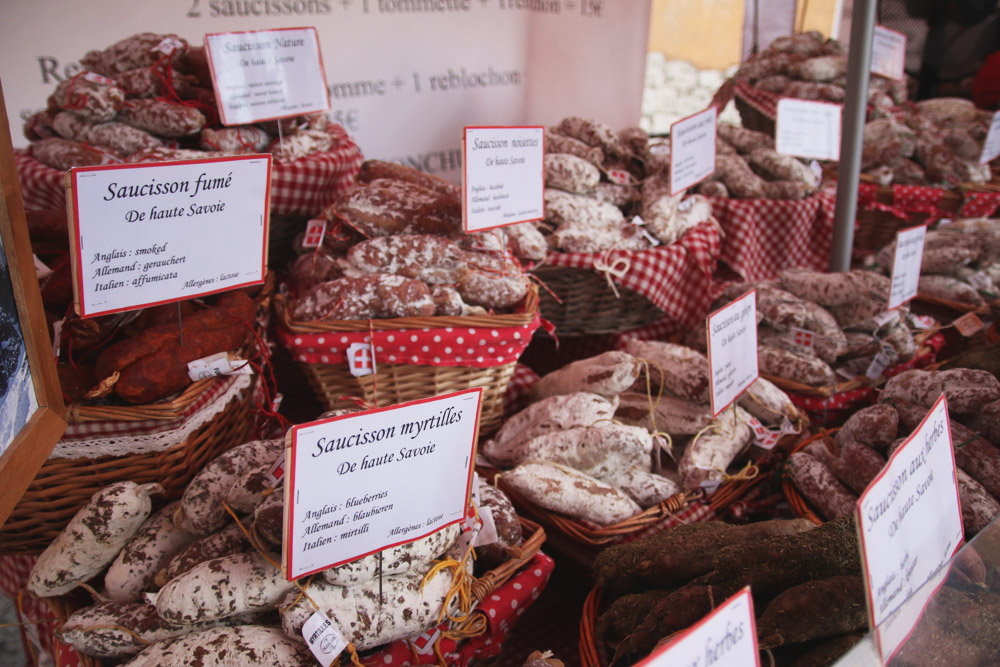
<box><xmin>26</xmin><ymin>430</ymin><xmax>526</xmax><ymax>665</ymax></box>
<box><xmin>23</xmin><ymin>32</ymin><xmax>345</xmax><ymax>170</ymax></box>
<box><xmin>482</xmin><ymin>340</ymin><xmax>804</xmax><ymax>517</ymax></box>
<box><xmin>285</xmin><ymin>160</ymin><xmax>535</xmax><ymax>320</ymax></box>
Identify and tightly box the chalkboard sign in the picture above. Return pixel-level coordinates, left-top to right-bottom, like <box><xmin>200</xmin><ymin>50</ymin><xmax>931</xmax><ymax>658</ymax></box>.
<box><xmin>0</xmin><ymin>79</ymin><xmax>66</xmax><ymax>528</ymax></box>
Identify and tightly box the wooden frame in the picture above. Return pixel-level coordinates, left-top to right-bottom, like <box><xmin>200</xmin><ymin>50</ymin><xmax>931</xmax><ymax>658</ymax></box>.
<box><xmin>0</xmin><ymin>77</ymin><xmax>67</xmax><ymax>528</ymax></box>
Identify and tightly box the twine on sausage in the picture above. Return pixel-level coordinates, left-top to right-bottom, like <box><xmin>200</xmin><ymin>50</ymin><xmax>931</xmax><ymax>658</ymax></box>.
<box><xmin>62</xmin><ymin>622</ymin><xmax>153</xmax><ymax>648</ymax></box>
<box><xmin>592</xmin><ymin>252</ymin><xmax>631</xmax><ymax>299</ymax></box>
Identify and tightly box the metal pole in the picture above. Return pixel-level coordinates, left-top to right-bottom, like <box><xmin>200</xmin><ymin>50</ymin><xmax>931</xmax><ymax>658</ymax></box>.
<box><xmin>829</xmin><ymin>0</ymin><xmax>877</xmax><ymax>271</ymax></box>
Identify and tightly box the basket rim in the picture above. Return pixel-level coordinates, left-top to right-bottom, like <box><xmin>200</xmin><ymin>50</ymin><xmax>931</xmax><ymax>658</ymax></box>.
<box><xmin>579</xmin><ymin>586</ymin><xmax>604</xmax><ymax>667</ymax></box>
<box><xmin>764</xmin><ymin>327</ymin><xmax>942</xmax><ymax>398</ymax></box>
<box><xmin>65</xmin><ymin>276</ymin><xmax>275</xmax><ymax>424</ymax></box>
<box><xmin>781</xmin><ymin>428</ymin><xmax>837</xmax><ymax>526</ymax></box>
<box><xmin>915</xmin><ymin>292</ymin><xmax>992</xmax><ymax>314</ymax></box>
<box><xmin>274</xmin><ymin>284</ymin><xmax>539</xmax><ymax>333</ymax></box>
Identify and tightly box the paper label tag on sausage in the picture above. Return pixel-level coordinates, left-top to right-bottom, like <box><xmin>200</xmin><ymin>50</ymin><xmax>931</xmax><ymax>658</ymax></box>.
<box><xmin>748</xmin><ymin>416</ymin><xmax>800</xmax><ymax>450</ymax></box>
<box><xmin>346</xmin><ymin>343</ymin><xmax>376</xmax><ymax>377</ymax></box>
<box><xmin>302</xmin><ymin>218</ymin><xmax>326</xmax><ymax>249</ymax></box>
<box><xmin>967</xmin><ymin>271</ymin><xmax>993</xmax><ymax>292</ymax></box>
<box><xmin>699</xmin><ymin>479</ymin><xmax>722</xmax><ymax>494</ymax></box>
<box><xmin>267</xmin><ymin>453</ymin><xmax>286</xmax><ymax>486</ymax></box>
<box><xmin>627</xmin><ymin>216</ymin><xmax>661</xmax><ymax>247</ymax></box>
<box><xmin>303</xmin><ymin>610</ymin><xmax>347</xmax><ymax>667</ymax></box>
<box><xmin>82</xmin><ymin>71</ymin><xmax>118</xmax><ymax>86</ymax></box>
<box><xmin>786</xmin><ymin>327</ymin><xmax>815</xmax><ymax>353</ymax></box>
<box><xmin>980</xmin><ymin>110</ymin><xmax>1000</xmax><ymax>165</ymax></box>
<box><xmin>607</xmin><ymin>169</ymin><xmax>633</xmax><ymax>185</ymax></box>
<box><xmin>955</xmin><ymin>312</ymin><xmax>985</xmax><ymax>337</ymax></box>
<box><xmin>865</xmin><ymin>343</ymin><xmax>898</xmax><ymax>380</ymax></box>
<box><xmin>187</xmin><ymin>352</ymin><xmax>253</xmax><ymax>381</ymax></box>
<box><xmin>154</xmin><ymin>36</ymin><xmax>187</xmax><ymax>56</ymax></box>
<box><xmin>34</xmin><ymin>254</ymin><xmax>53</xmax><ymax>280</ymax></box>
<box><xmin>809</xmin><ymin>160</ymin><xmax>823</xmax><ymax>183</ymax></box>
<box><xmin>472</xmin><ymin>507</ymin><xmax>499</xmax><ymax>547</ymax></box>
<box><xmin>872</xmin><ymin>310</ymin><xmax>899</xmax><ymax>329</ymax></box>
<box><xmin>908</xmin><ymin>314</ymin><xmax>937</xmax><ymax>330</ymax></box>
<box><xmin>51</xmin><ymin>319</ymin><xmax>63</xmax><ymax>359</ymax></box>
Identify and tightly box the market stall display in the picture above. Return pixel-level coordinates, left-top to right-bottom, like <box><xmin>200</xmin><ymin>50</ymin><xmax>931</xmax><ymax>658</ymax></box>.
<box><xmin>531</xmin><ymin>116</ymin><xmax>722</xmax><ymax>335</ymax></box>
<box><xmin>14</xmin><ymin>33</ymin><xmax>363</xmax><ymax>219</ymax></box>
<box><xmin>479</xmin><ymin>345</ymin><xmax>805</xmax><ymax>564</ymax></box>
<box><xmin>15</xmin><ymin>431</ymin><xmax>549</xmax><ymax>666</ymax></box>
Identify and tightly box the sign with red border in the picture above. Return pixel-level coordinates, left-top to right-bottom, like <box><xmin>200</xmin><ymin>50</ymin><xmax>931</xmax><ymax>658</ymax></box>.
<box><xmin>888</xmin><ymin>224</ymin><xmax>927</xmax><ymax>310</ymax></box>
<box><xmin>283</xmin><ymin>388</ymin><xmax>482</xmax><ymax>581</ymax></box>
<box><xmin>872</xmin><ymin>25</ymin><xmax>907</xmax><ymax>81</ymax></box>
<box><xmin>205</xmin><ymin>27</ymin><xmax>331</xmax><ymax>126</ymax></box>
<box><xmin>856</xmin><ymin>395</ymin><xmax>963</xmax><ymax>662</ymax></box>
<box><xmin>462</xmin><ymin>126</ymin><xmax>545</xmax><ymax>233</ymax></box>
<box><xmin>706</xmin><ymin>289</ymin><xmax>758</xmax><ymax>416</ymax></box>
<box><xmin>776</xmin><ymin>98</ymin><xmax>842</xmax><ymax>161</ymax></box>
<box><xmin>67</xmin><ymin>155</ymin><xmax>270</xmax><ymax>318</ymax></box>
<box><xmin>634</xmin><ymin>587</ymin><xmax>759</xmax><ymax>667</ymax></box>
<box><xmin>670</xmin><ymin>106</ymin><xmax>717</xmax><ymax>195</ymax></box>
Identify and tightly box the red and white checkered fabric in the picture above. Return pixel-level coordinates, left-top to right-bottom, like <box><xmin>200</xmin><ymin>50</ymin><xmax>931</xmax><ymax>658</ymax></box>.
<box><xmin>0</xmin><ymin>555</ymin><xmax>81</xmax><ymax>667</ymax></box>
<box><xmin>61</xmin><ymin>373</ymin><xmax>242</xmax><ymax>440</ymax></box>
<box><xmin>708</xmin><ymin>188</ymin><xmax>837</xmax><ymax>282</ymax></box>
<box><xmin>542</xmin><ymin>220</ymin><xmax>722</xmax><ymax>329</ymax></box>
<box><xmin>733</xmin><ymin>78</ymin><xmax>781</xmax><ymax>120</ymax></box>
<box><xmin>857</xmin><ymin>182</ymin><xmax>1000</xmax><ymax>221</ymax></box>
<box><xmin>14</xmin><ymin>124</ymin><xmax>362</xmax><ymax>217</ymax></box>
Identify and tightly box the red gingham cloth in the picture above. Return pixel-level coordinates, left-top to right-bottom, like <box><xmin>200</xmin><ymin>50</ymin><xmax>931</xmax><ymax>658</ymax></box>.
<box><xmin>857</xmin><ymin>182</ymin><xmax>1000</xmax><ymax>221</ymax></box>
<box><xmin>733</xmin><ymin>78</ymin><xmax>781</xmax><ymax>120</ymax></box>
<box><xmin>708</xmin><ymin>187</ymin><xmax>837</xmax><ymax>282</ymax></box>
<box><xmin>61</xmin><ymin>373</ymin><xmax>243</xmax><ymax>440</ymax></box>
<box><xmin>0</xmin><ymin>555</ymin><xmax>80</xmax><ymax>667</ymax></box>
<box><xmin>277</xmin><ymin>314</ymin><xmax>541</xmax><ymax>369</ymax></box>
<box><xmin>541</xmin><ymin>220</ymin><xmax>722</xmax><ymax>329</ymax></box>
<box><xmin>502</xmin><ymin>364</ymin><xmax>540</xmax><ymax>417</ymax></box>
<box><xmin>14</xmin><ymin>124</ymin><xmax>363</xmax><ymax>217</ymax></box>
<box><xmin>0</xmin><ymin>552</ymin><xmax>552</xmax><ymax>667</ymax></box>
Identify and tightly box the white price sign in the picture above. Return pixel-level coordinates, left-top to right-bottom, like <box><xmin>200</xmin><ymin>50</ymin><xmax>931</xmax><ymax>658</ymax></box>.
<box><xmin>776</xmin><ymin>99</ymin><xmax>842</xmax><ymax>161</ymax></box>
<box><xmin>871</xmin><ymin>25</ymin><xmax>907</xmax><ymax>81</ymax></box>
<box><xmin>635</xmin><ymin>587</ymin><xmax>759</xmax><ymax>667</ymax></box>
<box><xmin>205</xmin><ymin>27</ymin><xmax>331</xmax><ymax>126</ymax></box>
<box><xmin>669</xmin><ymin>106</ymin><xmax>717</xmax><ymax>195</ymax></box>
<box><xmin>856</xmin><ymin>396</ymin><xmax>963</xmax><ymax>661</ymax></box>
<box><xmin>706</xmin><ymin>290</ymin><xmax>758</xmax><ymax>416</ymax></box>
<box><xmin>888</xmin><ymin>224</ymin><xmax>927</xmax><ymax>310</ymax></box>
<box><xmin>284</xmin><ymin>389</ymin><xmax>482</xmax><ymax>580</ymax></box>
<box><xmin>68</xmin><ymin>155</ymin><xmax>270</xmax><ymax>318</ymax></box>
<box><xmin>979</xmin><ymin>110</ymin><xmax>1000</xmax><ymax>165</ymax></box>
<box><xmin>462</xmin><ymin>126</ymin><xmax>545</xmax><ymax>233</ymax></box>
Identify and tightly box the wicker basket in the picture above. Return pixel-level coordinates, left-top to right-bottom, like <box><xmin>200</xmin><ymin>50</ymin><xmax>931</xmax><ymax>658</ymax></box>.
<box><xmin>274</xmin><ymin>288</ymin><xmax>539</xmax><ymax>435</ymax></box>
<box><xmin>781</xmin><ymin>429</ymin><xmax>837</xmax><ymax>526</ymax></box>
<box><xmin>0</xmin><ymin>377</ymin><xmax>257</xmax><ymax>554</ymax></box>
<box><xmin>45</xmin><ymin>518</ymin><xmax>546</xmax><ymax>667</ymax></box>
<box><xmin>733</xmin><ymin>93</ymin><xmax>776</xmax><ymax>136</ymax></box>
<box><xmin>532</xmin><ymin>265</ymin><xmax>664</xmax><ymax>337</ymax></box>
<box><xmin>764</xmin><ymin>327</ymin><xmax>942</xmax><ymax>399</ymax></box>
<box><xmin>480</xmin><ymin>429</ymin><xmax>803</xmax><ymax>566</ymax></box>
<box><xmin>853</xmin><ymin>186</ymin><xmax>968</xmax><ymax>252</ymax></box>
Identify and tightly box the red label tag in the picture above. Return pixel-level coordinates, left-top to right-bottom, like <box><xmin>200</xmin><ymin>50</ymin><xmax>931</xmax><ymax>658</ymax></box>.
<box><xmin>346</xmin><ymin>342</ymin><xmax>375</xmax><ymax>377</ymax></box>
<box><xmin>955</xmin><ymin>312</ymin><xmax>985</xmax><ymax>337</ymax></box>
<box><xmin>607</xmin><ymin>169</ymin><xmax>633</xmax><ymax>185</ymax></box>
<box><xmin>302</xmin><ymin>218</ymin><xmax>326</xmax><ymax>249</ymax></box>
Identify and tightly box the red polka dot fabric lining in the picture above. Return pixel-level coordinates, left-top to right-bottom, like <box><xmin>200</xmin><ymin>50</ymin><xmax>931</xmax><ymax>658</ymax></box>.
<box><xmin>277</xmin><ymin>315</ymin><xmax>542</xmax><ymax>368</ymax></box>
<box><xmin>858</xmin><ymin>182</ymin><xmax>1000</xmax><ymax>221</ymax></box>
<box><xmin>356</xmin><ymin>552</ymin><xmax>554</xmax><ymax>666</ymax></box>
